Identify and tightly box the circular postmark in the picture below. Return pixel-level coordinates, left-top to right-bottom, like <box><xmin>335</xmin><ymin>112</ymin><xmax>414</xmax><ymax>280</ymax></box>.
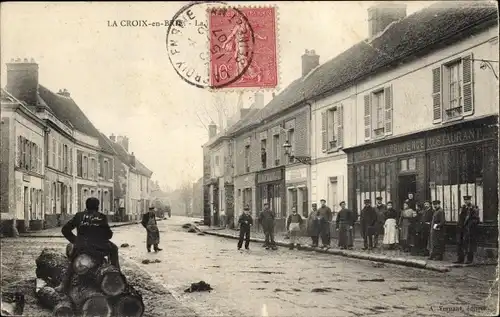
<box><xmin>166</xmin><ymin>1</ymin><xmax>255</xmax><ymax>89</ymax></box>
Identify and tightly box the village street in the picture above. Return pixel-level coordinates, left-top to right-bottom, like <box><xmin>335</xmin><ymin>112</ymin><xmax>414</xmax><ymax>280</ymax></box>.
<box><xmin>109</xmin><ymin>216</ymin><xmax>496</xmax><ymax>317</ymax></box>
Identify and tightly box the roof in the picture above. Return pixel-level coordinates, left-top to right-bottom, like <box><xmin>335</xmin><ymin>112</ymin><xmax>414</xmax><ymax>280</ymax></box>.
<box><xmin>101</xmin><ymin>133</ymin><xmax>153</xmax><ymax>177</ymax></box>
<box><xmin>230</xmin><ymin>1</ymin><xmax>498</xmax><ymax>136</ymax></box>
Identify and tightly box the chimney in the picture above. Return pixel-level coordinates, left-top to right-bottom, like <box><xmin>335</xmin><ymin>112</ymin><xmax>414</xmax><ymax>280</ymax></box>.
<box><xmin>253</xmin><ymin>92</ymin><xmax>264</xmax><ymax>109</ymax></box>
<box><xmin>116</xmin><ymin>135</ymin><xmax>129</xmax><ymax>152</ymax></box>
<box><xmin>57</xmin><ymin>88</ymin><xmax>71</xmax><ymax>98</ymax></box>
<box><xmin>368</xmin><ymin>3</ymin><xmax>407</xmax><ymax>38</ymax></box>
<box><xmin>129</xmin><ymin>152</ymin><xmax>136</xmax><ymax>167</ymax></box>
<box><xmin>6</xmin><ymin>58</ymin><xmax>39</xmax><ymax>106</ymax></box>
<box><xmin>109</xmin><ymin>134</ymin><xmax>116</xmax><ymax>142</ymax></box>
<box><xmin>208</xmin><ymin>121</ymin><xmax>217</xmax><ymax>139</ymax></box>
<box><xmin>301</xmin><ymin>50</ymin><xmax>320</xmax><ymax>77</ymax></box>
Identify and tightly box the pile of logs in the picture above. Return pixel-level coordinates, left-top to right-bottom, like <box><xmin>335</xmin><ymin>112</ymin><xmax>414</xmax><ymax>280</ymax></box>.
<box><xmin>35</xmin><ymin>244</ymin><xmax>144</xmax><ymax>317</ymax></box>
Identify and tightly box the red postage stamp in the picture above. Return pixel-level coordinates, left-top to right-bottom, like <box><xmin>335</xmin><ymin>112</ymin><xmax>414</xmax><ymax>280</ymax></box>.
<box><xmin>209</xmin><ymin>7</ymin><xmax>277</xmax><ymax>89</ymax></box>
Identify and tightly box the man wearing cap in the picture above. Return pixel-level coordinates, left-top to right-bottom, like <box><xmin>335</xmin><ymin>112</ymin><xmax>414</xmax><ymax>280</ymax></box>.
<box><xmin>374</xmin><ymin>197</ymin><xmax>387</xmax><ymax>248</ymax></box>
<box><xmin>415</xmin><ymin>201</ymin><xmax>433</xmax><ymax>256</ymax></box>
<box><xmin>318</xmin><ymin>199</ymin><xmax>333</xmax><ymax>248</ymax></box>
<box><xmin>307</xmin><ymin>203</ymin><xmax>321</xmax><ymax>247</ymax></box>
<box><xmin>237</xmin><ymin>205</ymin><xmax>253</xmax><ymax>250</ymax></box>
<box><xmin>428</xmin><ymin>200</ymin><xmax>445</xmax><ymax>261</ymax></box>
<box><xmin>258</xmin><ymin>202</ymin><xmax>278</xmax><ymax>250</ymax></box>
<box><xmin>141</xmin><ymin>207</ymin><xmax>163</xmax><ymax>253</ymax></box>
<box><xmin>360</xmin><ymin>199</ymin><xmax>378</xmax><ymax>250</ymax></box>
<box><xmin>335</xmin><ymin>201</ymin><xmax>355</xmax><ymax>249</ymax></box>
<box><xmin>454</xmin><ymin>196</ymin><xmax>480</xmax><ymax>264</ymax></box>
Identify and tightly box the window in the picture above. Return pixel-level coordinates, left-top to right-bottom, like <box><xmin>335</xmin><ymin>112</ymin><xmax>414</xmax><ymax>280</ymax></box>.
<box><xmin>364</xmin><ymin>87</ymin><xmax>393</xmax><ymax>140</ymax></box>
<box><xmin>322</xmin><ymin>105</ymin><xmax>344</xmax><ymax>151</ymax></box>
<box><xmin>77</xmin><ymin>152</ymin><xmax>83</xmax><ymax>177</ymax></box>
<box><xmin>215</xmin><ymin>156</ymin><xmax>220</xmax><ymax>167</ymax></box>
<box><xmin>429</xmin><ymin>145</ymin><xmax>488</xmax><ymax>222</ymax></box>
<box><xmin>17</xmin><ymin>136</ymin><xmax>23</xmax><ymax>168</ymax></box>
<box><xmin>58</xmin><ymin>142</ymin><xmax>62</xmax><ymax>170</ymax></box>
<box><xmin>24</xmin><ymin>139</ymin><xmax>29</xmax><ymax>170</ymax></box>
<box><xmin>103</xmin><ymin>160</ymin><xmax>109</xmax><ymax>179</ymax></box>
<box><xmin>261</xmin><ymin>139</ymin><xmax>267</xmax><ymax>169</ymax></box>
<box><xmin>433</xmin><ymin>55</ymin><xmax>473</xmax><ymax>123</ymax></box>
<box><xmin>52</xmin><ymin>138</ymin><xmax>56</xmax><ymax>168</ymax></box>
<box><xmin>244</xmin><ymin>145</ymin><xmax>250</xmax><ymax>173</ymax></box>
<box><xmin>356</xmin><ymin>162</ymin><xmax>393</xmax><ymax>213</ymax></box>
<box><xmin>399</xmin><ymin>158</ymin><xmax>416</xmax><ymax>172</ymax></box>
<box><xmin>273</xmin><ymin>134</ymin><xmax>280</xmax><ymax>166</ymax></box>
<box><xmin>63</xmin><ymin>144</ymin><xmax>68</xmax><ymax>172</ymax></box>
<box><xmin>287</xmin><ymin>128</ymin><xmax>295</xmax><ymax>163</ymax></box>
<box><xmin>38</xmin><ymin>146</ymin><xmax>42</xmax><ymax>173</ymax></box>
<box><xmin>68</xmin><ymin>146</ymin><xmax>73</xmax><ymax>174</ymax></box>
<box><xmin>83</xmin><ymin>156</ymin><xmax>88</xmax><ymax>178</ymax></box>
<box><xmin>90</xmin><ymin>158</ymin><xmax>95</xmax><ymax>180</ymax></box>
<box><xmin>69</xmin><ymin>186</ymin><xmax>72</xmax><ymax>213</ymax></box>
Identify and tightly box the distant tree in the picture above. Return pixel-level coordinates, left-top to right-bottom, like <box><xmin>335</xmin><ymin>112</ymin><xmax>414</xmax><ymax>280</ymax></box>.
<box><xmin>179</xmin><ymin>181</ymin><xmax>193</xmax><ymax>216</ymax></box>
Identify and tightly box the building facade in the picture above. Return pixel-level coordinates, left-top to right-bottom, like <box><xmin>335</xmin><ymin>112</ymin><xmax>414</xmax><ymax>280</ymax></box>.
<box><xmin>105</xmin><ymin>134</ymin><xmax>153</xmax><ymax>221</ymax></box>
<box><xmin>1</xmin><ymin>89</ymin><xmax>46</xmax><ymax>234</ymax></box>
<box><xmin>308</xmin><ymin>2</ymin><xmax>499</xmax><ymax>245</ymax></box>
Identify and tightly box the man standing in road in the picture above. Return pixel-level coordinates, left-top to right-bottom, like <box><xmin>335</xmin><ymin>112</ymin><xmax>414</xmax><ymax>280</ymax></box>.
<box><xmin>237</xmin><ymin>205</ymin><xmax>253</xmax><ymax>250</ymax></box>
<box><xmin>415</xmin><ymin>200</ymin><xmax>433</xmax><ymax>256</ymax></box>
<box><xmin>360</xmin><ymin>199</ymin><xmax>377</xmax><ymax>250</ymax></box>
<box><xmin>318</xmin><ymin>199</ymin><xmax>332</xmax><ymax>249</ymax></box>
<box><xmin>258</xmin><ymin>203</ymin><xmax>277</xmax><ymax>250</ymax></box>
<box><xmin>374</xmin><ymin>197</ymin><xmax>387</xmax><ymax>248</ymax></box>
<box><xmin>335</xmin><ymin>201</ymin><xmax>354</xmax><ymax>250</ymax></box>
<box><xmin>307</xmin><ymin>203</ymin><xmax>321</xmax><ymax>247</ymax></box>
<box><xmin>428</xmin><ymin>200</ymin><xmax>445</xmax><ymax>261</ymax></box>
<box><xmin>454</xmin><ymin>196</ymin><xmax>480</xmax><ymax>264</ymax></box>
<box><xmin>141</xmin><ymin>207</ymin><xmax>163</xmax><ymax>253</ymax></box>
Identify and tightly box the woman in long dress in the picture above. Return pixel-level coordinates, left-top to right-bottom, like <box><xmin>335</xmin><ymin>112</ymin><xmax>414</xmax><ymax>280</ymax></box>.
<box><xmin>382</xmin><ymin>201</ymin><xmax>399</xmax><ymax>249</ymax></box>
<box><xmin>398</xmin><ymin>200</ymin><xmax>417</xmax><ymax>252</ymax></box>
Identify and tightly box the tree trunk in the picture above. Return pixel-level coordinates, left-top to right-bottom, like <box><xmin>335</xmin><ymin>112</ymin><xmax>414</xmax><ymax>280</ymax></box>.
<box><xmin>110</xmin><ymin>285</ymin><xmax>144</xmax><ymax>317</ymax></box>
<box><xmin>35</xmin><ymin>248</ymin><xmax>70</xmax><ymax>286</ymax></box>
<box><xmin>36</xmin><ymin>285</ymin><xmax>73</xmax><ymax>317</ymax></box>
<box><xmin>95</xmin><ymin>264</ymin><xmax>127</xmax><ymax>296</ymax></box>
<box><xmin>68</xmin><ymin>279</ymin><xmax>112</xmax><ymax>317</ymax></box>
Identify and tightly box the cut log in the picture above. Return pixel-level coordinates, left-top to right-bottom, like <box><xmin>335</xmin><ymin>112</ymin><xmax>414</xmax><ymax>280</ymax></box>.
<box><xmin>72</xmin><ymin>253</ymin><xmax>98</xmax><ymax>275</ymax></box>
<box><xmin>110</xmin><ymin>285</ymin><xmax>145</xmax><ymax>317</ymax></box>
<box><xmin>36</xmin><ymin>248</ymin><xmax>70</xmax><ymax>286</ymax></box>
<box><xmin>68</xmin><ymin>282</ymin><xmax>112</xmax><ymax>317</ymax></box>
<box><xmin>96</xmin><ymin>264</ymin><xmax>127</xmax><ymax>296</ymax></box>
<box><xmin>1</xmin><ymin>292</ymin><xmax>25</xmax><ymax>316</ymax></box>
<box><xmin>36</xmin><ymin>285</ymin><xmax>73</xmax><ymax>317</ymax></box>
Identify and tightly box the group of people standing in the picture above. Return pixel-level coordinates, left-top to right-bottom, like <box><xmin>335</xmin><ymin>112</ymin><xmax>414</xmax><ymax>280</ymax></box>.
<box><xmin>237</xmin><ymin>194</ymin><xmax>481</xmax><ymax>264</ymax></box>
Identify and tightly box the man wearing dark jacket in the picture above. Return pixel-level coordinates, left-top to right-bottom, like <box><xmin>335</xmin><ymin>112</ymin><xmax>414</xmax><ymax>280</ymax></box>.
<box><xmin>374</xmin><ymin>197</ymin><xmax>387</xmax><ymax>248</ymax></box>
<box><xmin>141</xmin><ymin>207</ymin><xmax>162</xmax><ymax>252</ymax></box>
<box><xmin>237</xmin><ymin>205</ymin><xmax>253</xmax><ymax>250</ymax></box>
<box><xmin>258</xmin><ymin>203</ymin><xmax>277</xmax><ymax>250</ymax></box>
<box><xmin>56</xmin><ymin>197</ymin><xmax>119</xmax><ymax>293</ymax></box>
<box><xmin>454</xmin><ymin>196</ymin><xmax>480</xmax><ymax>264</ymax></box>
<box><xmin>360</xmin><ymin>199</ymin><xmax>377</xmax><ymax>250</ymax></box>
<box><xmin>318</xmin><ymin>199</ymin><xmax>333</xmax><ymax>248</ymax></box>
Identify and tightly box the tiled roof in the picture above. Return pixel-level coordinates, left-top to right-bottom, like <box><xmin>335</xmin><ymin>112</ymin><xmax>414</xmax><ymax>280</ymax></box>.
<box><xmin>38</xmin><ymin>86</ymin><xmax>100</xmax><ymax>138</ymax></box>
<box><xmin>230</xmin><ymin>1</ymin><xmax>498</xmax><ymax>136</ymax></box>
<box><xmin>101</xmin><ymin>133</ymin><xmax>153</xmax><ymax>177</ymax></box>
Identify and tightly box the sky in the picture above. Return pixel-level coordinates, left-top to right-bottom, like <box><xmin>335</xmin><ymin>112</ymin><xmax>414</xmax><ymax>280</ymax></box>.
<box><xmin>1</xmin><ymin>1</ymin><xmax>433</xmax><ymax>191</ymax></box>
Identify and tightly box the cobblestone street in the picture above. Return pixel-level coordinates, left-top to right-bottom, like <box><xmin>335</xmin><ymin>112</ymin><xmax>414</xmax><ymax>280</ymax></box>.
<box><xmin>109</xmin><ymin>217</ymin><xmax>498</xmax><ymax>317</ymax></box>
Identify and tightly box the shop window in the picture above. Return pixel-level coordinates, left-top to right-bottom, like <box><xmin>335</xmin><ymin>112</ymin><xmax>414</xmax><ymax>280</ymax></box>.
<box><xmin>355</xmin><ymin>162</ymin><xmax>392</xmax><ymax>212</ymax></box>
<box><xmin>429</xmin><ymin>145</ymin><xmax>484</xmax><ymax>222</ymax></box>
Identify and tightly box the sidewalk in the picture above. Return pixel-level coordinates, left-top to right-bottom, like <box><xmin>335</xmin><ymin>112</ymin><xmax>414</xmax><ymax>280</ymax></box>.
<box><xmin>199</xmin><ymin>226</ymin><xmax>497</xmax><ymax>273</ymax></box>
<box><xmin>19</xmin><ymin>221</ymin><xmax>140</xmax><ymax>237</ymax></box>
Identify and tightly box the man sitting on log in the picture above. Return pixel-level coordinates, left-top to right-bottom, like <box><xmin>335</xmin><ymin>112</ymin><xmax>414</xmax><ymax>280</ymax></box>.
<box><xmin>55</xmin><ymin>197</ymin><xmax>120</xmax><ymax>293</ymax></box>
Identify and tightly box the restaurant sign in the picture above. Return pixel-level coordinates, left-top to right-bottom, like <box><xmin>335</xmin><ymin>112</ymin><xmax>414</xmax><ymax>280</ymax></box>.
<box><xmin>257</xmin><ymin>168</ymin><xmax>283</xmax><ymax>184</ymax></box>
<box><xmin>285</xmin><ymin>167</ymin><xmax>307</xmax><ymax>182</ymax></box>
<box><xmin>427</xmin><ymin>125</ymin><xmax>496</xmax><ymax>150</ymax></box>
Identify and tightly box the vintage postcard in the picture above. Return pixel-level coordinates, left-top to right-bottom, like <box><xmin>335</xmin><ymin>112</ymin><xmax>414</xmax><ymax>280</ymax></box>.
<box><xmin>0</xmin><ymin>1</ymin><xmax>499</xmax><ymax>317</ymax></box>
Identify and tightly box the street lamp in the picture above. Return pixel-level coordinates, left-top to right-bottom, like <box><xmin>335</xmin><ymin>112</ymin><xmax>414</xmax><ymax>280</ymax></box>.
<box><xmin>283</xmin><ymin>140</ymin><xmax>311</xmax><ymax>165</ymax></box>
<box><xmin>473</xmin><ymin>59</ymin><xmax>499</xmax><ymax>80</ymax></box>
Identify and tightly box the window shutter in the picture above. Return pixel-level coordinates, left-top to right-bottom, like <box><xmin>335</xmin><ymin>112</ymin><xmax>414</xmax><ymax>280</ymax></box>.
<box><xmin>38</xmin><ymin>147</ymin><xmax>42</xmax><ymax>173</ymax></box>
<box><xmin>337</xmin><ymin>105</ymin><xmax>344</xmax><ymax>148</ymax></box>
<box><xmin>69</xmin><ymin>147</ymin><xmax>73</xmax><ymax>174</ymax></box>
<box><xmin>462</xmin><ymin>53</ymin><xmax>474</xmax><ymax>116</ymax></box>
<box><xmin>77</xmin><ymin>153</ymin><xmax>82</xmax><ymax>177</ymax></box>
<box><xmin>363</xmin><ymin>94</ymin><xmax>371</xmax><ymax>140</ymax></box>
<box><xmin>384</xmin><ymin>86</ymin><xmax>393</xmax><ymax>135</ymax></box>
<box><xmin>321</xmin><ymin>111</ymin><xmax>327</xmax><ymax>152</ymax></box>
<box><xmin>17</xmin><ymin>136</ymin><xmax>22</xmax><ymax>167</ymax></box>
<box><xmin>432</xmin><ymin>67</ymin><xmax>442</xmax><ymax>123</ymax></box>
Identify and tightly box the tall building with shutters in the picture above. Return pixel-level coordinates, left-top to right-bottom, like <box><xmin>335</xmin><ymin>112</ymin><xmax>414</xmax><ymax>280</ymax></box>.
<box><xmin>310</xmin><ymin>2</ymin><xmax>498</xmax><ymax>245</ymax></box>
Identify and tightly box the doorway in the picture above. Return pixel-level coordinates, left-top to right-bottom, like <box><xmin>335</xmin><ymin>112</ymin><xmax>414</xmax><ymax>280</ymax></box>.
<box><xmin>398</xmin><ymin>174</ymin><xmax>416</xmax><ymax>209</ymax></box>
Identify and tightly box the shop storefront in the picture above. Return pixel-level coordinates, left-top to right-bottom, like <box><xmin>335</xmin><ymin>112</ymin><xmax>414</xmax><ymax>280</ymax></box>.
<box><xmin>345</xmin><ymin>116</ymin><xmax>498</xmax><ymax>246</ymax></box>
<box><xmin>256</xmin><ymin>166</ymin><xmax>286</xmax><ymax>232</ymax></box>
<box><xmin>285</xmin><ymin>165</ymin><xmax>309</xmax><ymax>218</ymax></box>
<box><xmin>234</xmin><ymin>173</ymin><xmax>256</xmax><ymax>227</ymax></box>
